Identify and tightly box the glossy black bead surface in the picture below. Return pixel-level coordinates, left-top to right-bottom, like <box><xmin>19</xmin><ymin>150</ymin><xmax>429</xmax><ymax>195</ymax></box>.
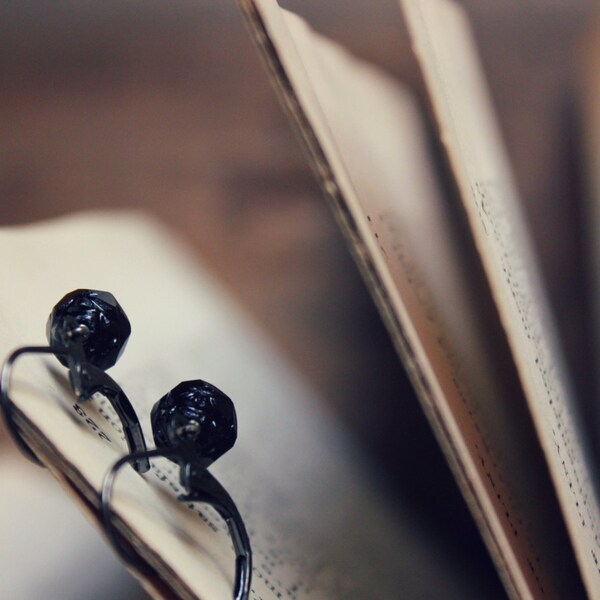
<box><xmin>46</xmin><ymin>289</ymin><xmax>131</xmax><ymax>371</ymax></box>
<box><xmin>151</xmin><ymin>380</ymin><xmax>237</xmax><ymax>464</ymax></box>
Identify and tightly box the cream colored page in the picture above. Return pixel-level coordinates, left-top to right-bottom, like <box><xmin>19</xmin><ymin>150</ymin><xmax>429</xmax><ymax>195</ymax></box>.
<box><xmin>244</xmin><ymin>1</ymin><xmax>576</xmax><ymax>598</ymax></box>
<box><xmin>0</xmin><ymin>212</ymin><xmax>479</xmax><ymax>600</ymax></box>
<box><xmin>400</xmin><ymin>0</ymin><xmax>600</xmax><ymax>596</ymax></box>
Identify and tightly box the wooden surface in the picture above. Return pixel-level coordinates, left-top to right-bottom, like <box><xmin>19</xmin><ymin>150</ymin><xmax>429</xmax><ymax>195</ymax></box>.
<box><xmin>0</xmin><ymin>0</ymin><xmax>597</xmax><ymax>590</ymax></box>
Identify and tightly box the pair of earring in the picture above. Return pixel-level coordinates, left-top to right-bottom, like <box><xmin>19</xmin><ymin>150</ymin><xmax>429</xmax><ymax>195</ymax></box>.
<box><xmin>0</xmin><ymin>289</ymin><xmax>251</xmax><ymax>600</ymax></box>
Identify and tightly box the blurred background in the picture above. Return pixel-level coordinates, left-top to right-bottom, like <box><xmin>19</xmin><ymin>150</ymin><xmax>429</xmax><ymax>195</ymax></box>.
<box><xmin>0</xmin><ymin>0</ymin><xmax>598</xmax><ymax>598</ymax></box>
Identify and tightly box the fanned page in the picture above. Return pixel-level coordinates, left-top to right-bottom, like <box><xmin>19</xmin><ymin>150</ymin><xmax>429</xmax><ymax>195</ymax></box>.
<box><xmin>400</xmin><ymin>0</ymin><xmax>600</xmax><ymax>596</ymax></box>
<box><xmin>0</xmin><ymin>212</ymin><xmax>480</xmax><ymax>600</ymax></box>
<box><xmin>239</xmin><ymin>1</ymin><xmax>581</xmax><ymax>599</ymax></box>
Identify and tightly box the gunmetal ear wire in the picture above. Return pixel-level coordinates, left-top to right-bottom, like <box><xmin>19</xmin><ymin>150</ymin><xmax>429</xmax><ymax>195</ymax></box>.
<box><xmin>102</xmin><ymin>380</ymin><xmax>252</xmax><ymax>600</ymax></box>
<box><xmin>0</xmin><ymin>289</ymin><xmax>150</xmax><ymax>473</ymax></box>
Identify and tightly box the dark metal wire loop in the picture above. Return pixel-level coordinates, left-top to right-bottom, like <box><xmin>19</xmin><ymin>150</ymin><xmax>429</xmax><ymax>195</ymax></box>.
<box><xmin>102</xmin><ymin>448</ymin><xmax>252</xmax><ymax>600</ymax></box>
<box><xmin>1</xmin><ymin>292</ymin><xmax>250</xmax><ymax>599</ymax></box>
<box><xmin>0</xmin><ymin>345</ymin><xmax>66</xmax><ymax>465</ymax></box>
<box><xmin>0</xmin><ymin>344</ymin><xmax>150</xmax><ymax>473</ymax></box>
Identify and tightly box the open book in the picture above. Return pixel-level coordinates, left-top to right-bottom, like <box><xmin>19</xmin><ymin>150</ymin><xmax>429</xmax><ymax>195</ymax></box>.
<box><xmin>1</xmin><ymin>212</ymin><xmax>489</xmax><ymax>599</ymax></box>
<box><xmin>2</xmin><ymin>1</ymin><xmax>599</xmax><ymax>599</ymax></box>
<box><xmin>237</xmin><ymin>0</ymin><xmax>600</xmax><ymax>598</ymax></box>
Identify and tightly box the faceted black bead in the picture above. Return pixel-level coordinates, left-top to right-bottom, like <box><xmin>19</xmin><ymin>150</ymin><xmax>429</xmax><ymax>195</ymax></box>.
<box><xmin>151</xmin><ymin>380</ymin><xmax>237</xmax><ymax>463</ymax></box>
<box><xmin>46</xmin><ymin>289</ymin><xmax>131</xmax><ymax>371</ymax></box>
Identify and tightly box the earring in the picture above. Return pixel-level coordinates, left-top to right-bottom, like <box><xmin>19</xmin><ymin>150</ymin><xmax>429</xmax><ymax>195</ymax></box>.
<box><xmin>102</xmin><ymin>379</ymin><xmax>252</xmax><ymax>600</ymax></box>
<box><xmin>0</xmin><ymin>289</ymin><xmax>150</xmax><ymax>472</ymax></box>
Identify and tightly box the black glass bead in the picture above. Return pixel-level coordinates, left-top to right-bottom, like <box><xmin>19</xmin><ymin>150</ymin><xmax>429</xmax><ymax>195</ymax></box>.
<box><xmin>46</xmin><ymin>289</ymin><xmax>131</xmax><ymax>371</ymax></box>
<box><xmin>151</xmin><ymin>380</ymin><xmax>237</xmax><ymax>464</ymax></box>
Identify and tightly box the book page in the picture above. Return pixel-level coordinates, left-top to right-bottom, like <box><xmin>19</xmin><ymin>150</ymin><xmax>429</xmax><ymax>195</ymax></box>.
<box><xmin>0</xmin><ymin>211</ymin><xmax>482</xmax><ymax>599</ymax></box>
<box><xmin>400</xmin><ymin>0</ymin><xmax>600</xmax><ymax>596</ymax></box>
<box><xmin>239</xmin><ymin>2</ymin><xmax>581</xmax><ymax>599</ymax></box>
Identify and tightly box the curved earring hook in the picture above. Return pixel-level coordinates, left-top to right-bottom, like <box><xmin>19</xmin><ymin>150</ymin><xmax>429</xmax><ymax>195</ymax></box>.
<box><xmin>101</xmin><ymin>448</ymin><xmax>170</xmax><ymax>572</ymax></box>
<box><xmin>0</xmin><ymin>345</ymin><xmax>65</xmax><ymax>465</ymax></box>
<box><xmin>102</xmin><ymin>449</ymin><xmax>252</xmax><ymax>600</ymax></box>
<box><xmin>180</xmin><ymin>465</ymin><xmax>252</xmax><ymax>600</ymax></box>
<box><xmin>77</xmin><ymin>364</ymin><xmax>150</xmax><ymax>473</ymax></box>
<box><xmin>0</xmin><ymin>343</ymin><xmax>150</xmax><ymax>473</ymax></box>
